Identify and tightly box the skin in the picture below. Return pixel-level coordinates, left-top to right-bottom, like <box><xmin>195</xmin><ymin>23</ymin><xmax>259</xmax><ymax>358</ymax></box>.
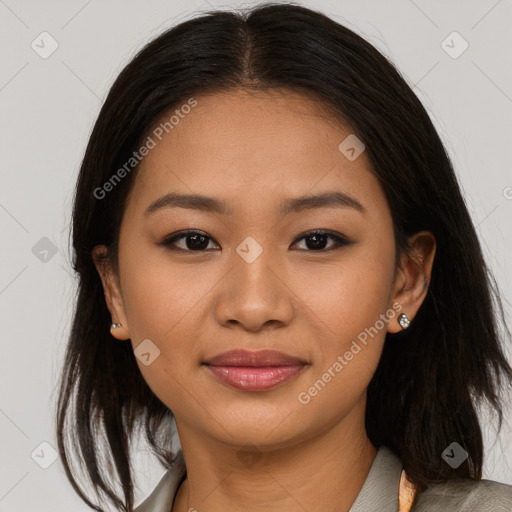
<box><xmin>93</xmin><ymin>88</ymin><xmax>436</xmax><ymax>512</ymax></box>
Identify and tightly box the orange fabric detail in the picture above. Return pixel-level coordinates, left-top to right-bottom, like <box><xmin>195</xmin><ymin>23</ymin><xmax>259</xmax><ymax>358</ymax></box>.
<box><xmin>398</xmin><ymin>469</ymin><xmax>418</xmax><ymax>512</ymax></box>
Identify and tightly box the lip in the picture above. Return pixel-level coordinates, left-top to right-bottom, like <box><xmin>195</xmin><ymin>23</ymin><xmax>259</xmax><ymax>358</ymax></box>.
<box><xmin>203</xmin><ymin>349</ymin><xmax>307</xmax><ymax>366</ymax></box>
<box><xmin>202</xmin><ymin>349</ymin><xmax>309</xmax><ymax>391</ymax></box>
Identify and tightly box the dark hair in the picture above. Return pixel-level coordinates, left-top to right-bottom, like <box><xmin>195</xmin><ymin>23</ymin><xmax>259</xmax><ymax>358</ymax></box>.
<box><xmin>56</xmin><ymin>2</ymin><xmax>512</xmax><ymax>510</ymax></box>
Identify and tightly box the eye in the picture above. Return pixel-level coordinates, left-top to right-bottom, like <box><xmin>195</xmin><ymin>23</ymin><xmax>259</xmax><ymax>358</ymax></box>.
<box><xmin>160</xmin><ymin>230</ymin><xmax>220</xmax><ymax>252</ymax></box>
<box><xmin>290</xmin><ymin>230</ymin><xmax>353</xmax><ymax>252</ymax></box>
<box><xmin>160</xmin><ymin>229</ymin><xmax>353</xmax><ymax>253</ymax></box>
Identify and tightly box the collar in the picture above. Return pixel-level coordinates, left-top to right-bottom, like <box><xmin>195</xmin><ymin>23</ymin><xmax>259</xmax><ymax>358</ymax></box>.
<box><xmin>349</xmin><ymin>446</ymin><xmax>403</xmax><ymax>512</ymax></box>
<box><xmin>134</xmin><ymin>450</ymin><xmax>186</xmax><ymax>512</ymax></box>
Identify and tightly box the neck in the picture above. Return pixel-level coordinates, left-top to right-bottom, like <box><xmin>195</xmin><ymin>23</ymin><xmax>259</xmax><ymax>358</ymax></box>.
<box><xmin>172</xmin><ymin>403</ymin><xmax>377</xmax><ymax>512</ymax></box>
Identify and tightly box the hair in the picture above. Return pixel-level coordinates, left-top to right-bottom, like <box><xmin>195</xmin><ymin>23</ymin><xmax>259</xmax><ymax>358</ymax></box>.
<box><xmin>56</xmin><ymin>2</ymin><xmax>512</xmax><ymax>511</ymax></box>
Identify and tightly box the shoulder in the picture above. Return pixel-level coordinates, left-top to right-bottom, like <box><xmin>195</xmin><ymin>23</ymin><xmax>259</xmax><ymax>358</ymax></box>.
<box><xmin>412</xmin><ymin>478</ymin><xmax>512</xmax><ymax>511</ymax></box>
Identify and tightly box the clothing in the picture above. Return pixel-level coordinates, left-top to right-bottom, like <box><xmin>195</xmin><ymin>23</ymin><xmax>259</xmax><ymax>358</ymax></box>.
<box><xmin>134</xmin><ymin>445</ymin><xmax>512</xmax><ymax>512</ymax></box>
<box><xmin>135</xmin><ymin>450</ymin><xmax>186</xmax><ymax>512</ymax></box>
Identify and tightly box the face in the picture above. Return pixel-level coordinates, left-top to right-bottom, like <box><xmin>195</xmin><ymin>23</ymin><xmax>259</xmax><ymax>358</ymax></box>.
<box><xmin>94</xmin><ymin>88</ymin><xmax>435</xmax><ymax>451</ymax></box>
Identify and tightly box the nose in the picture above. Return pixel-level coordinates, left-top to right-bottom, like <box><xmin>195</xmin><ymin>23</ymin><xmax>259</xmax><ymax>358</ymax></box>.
<box><xmin>214</xmin><ymin>246</ymin><xmax>295</xmax><ymax>332</ymax></box>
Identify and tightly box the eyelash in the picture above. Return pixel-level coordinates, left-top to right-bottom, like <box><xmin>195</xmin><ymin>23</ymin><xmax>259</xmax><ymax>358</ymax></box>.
<box><xmin>159</xmin><ymin>229</ymin><xmax>353</xmax><ymax>253</ymax></box>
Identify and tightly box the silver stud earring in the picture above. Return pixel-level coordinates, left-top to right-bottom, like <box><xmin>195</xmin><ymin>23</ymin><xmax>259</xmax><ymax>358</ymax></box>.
<box><xmin>398</xmin><ymin>313</ymin><xmax>410</xmax><ymax>330</ymax></box>
<box><xmin>111</xmin><ymin>322</ymin><xmax>122</xmax><ymax>329</ymax></box>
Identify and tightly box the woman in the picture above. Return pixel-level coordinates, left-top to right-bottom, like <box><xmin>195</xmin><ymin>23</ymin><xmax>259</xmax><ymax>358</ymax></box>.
<box><xmin>56</xmin><ymin>3</ymin><xmax>512</xmax><ymax>511</ymax></box>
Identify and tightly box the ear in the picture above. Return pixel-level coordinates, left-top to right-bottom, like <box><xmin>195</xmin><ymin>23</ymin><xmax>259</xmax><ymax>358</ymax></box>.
<box><xmin>92</xmin><ymin>245</ymin><xmax>130</xmax><ymax>340</ymax></box>
<box><xmin>387</xmin><ymin>230</ymin><xmax>436</xmax><ymax>333</ymax></box>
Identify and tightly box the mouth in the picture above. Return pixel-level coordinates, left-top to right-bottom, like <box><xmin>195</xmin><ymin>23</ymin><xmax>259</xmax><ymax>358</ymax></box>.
<box><xmin>202</xmin><ymin>349</ymin><xmax>310</xmax><ymax>391</ymax></box>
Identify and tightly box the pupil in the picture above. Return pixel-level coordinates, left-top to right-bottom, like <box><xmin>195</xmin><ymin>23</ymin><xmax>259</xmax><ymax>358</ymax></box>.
<box><xmin>187</xmin><ymin>234</ymin><xmax>209</xmax><ymax>250</ymax></box>
<box><xmin>307</xmin><ymin>234</ymin><xmax>327</xmax><ymax>250</ymax></box>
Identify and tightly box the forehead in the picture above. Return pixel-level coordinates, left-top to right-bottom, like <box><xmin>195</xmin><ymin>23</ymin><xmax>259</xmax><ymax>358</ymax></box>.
<box><xmin>126</xmin><ymin>88</ymin><xmax>387</xmax><ymax>219</ymax></box>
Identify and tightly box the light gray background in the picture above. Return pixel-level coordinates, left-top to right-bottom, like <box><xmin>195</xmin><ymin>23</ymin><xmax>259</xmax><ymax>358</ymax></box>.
<box><xmin>1</xmin><ymin>0</ymin><xmax>511</xmax><ymax>510</ymax></box>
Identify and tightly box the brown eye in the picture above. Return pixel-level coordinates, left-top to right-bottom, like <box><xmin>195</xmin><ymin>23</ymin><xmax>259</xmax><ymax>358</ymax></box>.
<box><xmin>160</xmin><ymin>230</ymin><xmax>219</xmax><ymax>252</ymax></box>
<box><xmin>291</xmin><ymin>230</ymin><xmax>353</xmax><ymax>252</ymax></box>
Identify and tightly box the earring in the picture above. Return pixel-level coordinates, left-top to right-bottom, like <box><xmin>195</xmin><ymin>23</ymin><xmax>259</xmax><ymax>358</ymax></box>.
<box><xmin>398</xmin><ymin>313</ymin><xmax>410</xmax><ymax>330</ymax></box>
<box><xmin>111</xmin><ymin>322</ymin><xmax>122</xmax><ymax>329</ymax></box>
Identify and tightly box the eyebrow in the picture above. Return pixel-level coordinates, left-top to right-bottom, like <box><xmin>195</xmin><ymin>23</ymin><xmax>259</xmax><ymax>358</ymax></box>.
<box><xmin>144</xmin><ymin>190</ymin><xmax>366</xmax><ymax>217</ymax></box>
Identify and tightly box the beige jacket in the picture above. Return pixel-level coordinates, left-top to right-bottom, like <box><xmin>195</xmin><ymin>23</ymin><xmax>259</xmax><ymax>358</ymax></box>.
<box><xmin>134</xmin><ymin>445</ymin><xmax>512</xmax><ymax>511</ymax></box>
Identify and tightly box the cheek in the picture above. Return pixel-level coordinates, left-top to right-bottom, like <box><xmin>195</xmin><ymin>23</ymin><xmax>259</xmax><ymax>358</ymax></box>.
<box><xmin>119</xmin><ymin>252</ymin><xmax>208</xmax><ymax>410</ymax></box>
<box><xmin>294</xmin><ymin>265</ymin><xmax>393</xmax><ymax>420</ymax></box>
<box><xmin>118</xmin><ymin>248</ymin><xmax>227</xmax><ymax>399</ymax></box>
<box><xmin>297</xmin><ymin>239</ymin><xmax>395</xmax><ymax>391</ymax></box>
<box><xmin>120</xmin><ymin>248</ymin><xmax>215</xmax><ymax>340</ymax></box>
<box><xmin>301</xmin><ymin>245</ymin><xmax>394</xmax><ymax>339</ymax></box>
